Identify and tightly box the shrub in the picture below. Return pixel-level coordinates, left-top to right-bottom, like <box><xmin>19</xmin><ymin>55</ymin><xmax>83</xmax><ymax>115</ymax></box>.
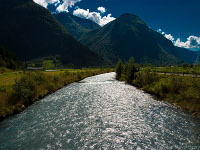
<box><xmin>168</xmin><ymin>75</ymin><xmax>184</xmax><ymax>94</ymax></box>
<box><xmin>13</xmin><ymin>73</ymin><xmax>37</xmax><ymax>105</ymax></box>
<box><xmin>133</xmin><ymin>68</ymin><xmax>158</xmax><ymax>87</ymax></box>
<box><xmin>76</xmin><ymin>72</ymin><xmax>82</xmax><ymax>80</ymax></box>
<box><xmin>34</xmin><ymin>71</ymin><xmax>48</xmax><ymax>84</ymax></box>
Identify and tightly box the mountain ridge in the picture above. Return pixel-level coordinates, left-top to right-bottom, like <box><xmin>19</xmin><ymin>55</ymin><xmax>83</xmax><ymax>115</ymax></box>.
<box><xmin>79</xmin><ymin>13</ymin><xmax>197</xmax><ymax>65</ymax></box>
<box><xmin>53</xmin><ymin>12</ymin><xmax>101</xmax><ymax>39</ymax></box>
<box><xmin>0</xmin><ymin>0</ymin><xmax>104</xmax><ymax>67</ymax></box>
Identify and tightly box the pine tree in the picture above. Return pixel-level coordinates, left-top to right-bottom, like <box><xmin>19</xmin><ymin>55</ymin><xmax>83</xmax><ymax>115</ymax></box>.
<box><xmin>126</xmin><ymin>57</ymin><xmax>138</xmax><ymax>84</ymax></box>
<box><xmin>116</xmin><ymin>59</ymin><xmax>123</xmax><ymax>80</ymax></box>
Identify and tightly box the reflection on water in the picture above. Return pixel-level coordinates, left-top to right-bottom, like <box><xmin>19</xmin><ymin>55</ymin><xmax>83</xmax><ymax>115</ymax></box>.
<box><xmin>0</xmin><ymin>72</ymin><xmax>200</xmax><ymax>149</ymax></box>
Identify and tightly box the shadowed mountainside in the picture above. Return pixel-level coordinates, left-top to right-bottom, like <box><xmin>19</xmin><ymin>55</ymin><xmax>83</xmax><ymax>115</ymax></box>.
<box><xmin>0</xmin><ymin>0</ymin><xmax>104</xmax><ymax>67</ymax></box>
<box><xmin>53</xmin><ymin>12</ymin><xmax>101</xmax><ymax>39</ymax></box>
<box><xmin>80</xmin><ymin>13</ymin><xmax>197</xmax><ymax>65</ymax></box>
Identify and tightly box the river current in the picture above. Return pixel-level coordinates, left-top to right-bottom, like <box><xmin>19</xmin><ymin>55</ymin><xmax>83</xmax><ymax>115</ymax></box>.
<box><xmin>0</xmin><ymin>72</ymin><xmax>200</xmax><ymax>149</ymax></box>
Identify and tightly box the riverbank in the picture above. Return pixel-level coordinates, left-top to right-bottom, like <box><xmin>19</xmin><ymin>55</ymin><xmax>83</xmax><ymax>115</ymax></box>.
<box><xmin>115</xmin><ymin>58</ymin><xmax>200</xmax><ymax>118</ymax></box>
<box><xmin>130</xmin><ymin>69</ymin><xmax>200</xmax><ymax>117</ymax></box>
<box><xmin>1</xmin><ymin>72</ymin><xmax>199</xmax><ymax>149</ymax></box>
<box><xmin>0</xmin><ymin>68</ymin><xmax>114</xmax><ymax>121</ymax></box>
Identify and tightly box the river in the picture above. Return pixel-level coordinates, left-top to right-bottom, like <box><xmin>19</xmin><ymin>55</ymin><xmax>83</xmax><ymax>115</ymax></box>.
<box><xmin>0</xmin><ymin>72</ymin><xmax>200</xmax><ymax>149</ymax></box>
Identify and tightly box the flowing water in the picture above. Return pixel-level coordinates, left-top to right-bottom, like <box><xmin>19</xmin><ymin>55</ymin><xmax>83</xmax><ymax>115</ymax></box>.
<box><xmin>0</xmin><ymin>72</ymin><xmax>200</xmax><ymax>150</ymax></box>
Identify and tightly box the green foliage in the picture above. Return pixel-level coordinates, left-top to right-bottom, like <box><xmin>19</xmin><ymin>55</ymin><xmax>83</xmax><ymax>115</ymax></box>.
<box><xmin>64</xmin><ymin>70</ymin><xmax>71</xmax><ymax>76</ymax></box>
<box><xmin>134</xmin><ymin>67</ymin><xmax>158</xmax><ymax>87</ymax></box>
<box><xmin>116</xmin><ymin>59</ymin><xmax>123</xmax><ymax>80</ymax></box>
<box><xmin>0</xmin><ymin>68</ymin><xmax>114</xmax><ymax>119</ymax></box>
<box><xmin>0</xmin><ymin>47</ymin><xmax>20</xmax><ymax>70</ymax></box>
<box><xmin>76</xmin><ymin>72</ymin><xmax>82</xmax><ymax>80</ymax></box>
<box><xmin>125</xmin><ymin>57</ymin><xmax>138</xmax><ymax>84</ymax></box>
<box><xmin>13</xmin><ymin>73</ymin><xmax>37</xmax><ymax>105</ymax></box>
<box><xmin>116</xmin><ymin>57</ymin><xmax>138</xmax><ymax>84</ymax></box>
<box><xmin>132</xmin><ymin>69</ymin><xmax>200</xmax><ymax>116</ymax></box>
<box><xmin>182</xmin><ymin>63</ymin><xmax>192</xmax><ymax>68</ymax></box>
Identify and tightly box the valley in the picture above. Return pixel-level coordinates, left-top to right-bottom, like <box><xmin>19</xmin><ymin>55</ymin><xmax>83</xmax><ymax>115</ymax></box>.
<box><xmin>0</xmin><ymin>0</ymin><xmax>200</xmax><ymax>149</ymax></box>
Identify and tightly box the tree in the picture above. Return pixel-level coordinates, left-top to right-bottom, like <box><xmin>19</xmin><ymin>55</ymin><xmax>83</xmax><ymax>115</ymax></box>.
<box><xmin>125</xmin><ymin>57</ymin><xmax>138</xmax><ymax>84</ymax></box>
<box><xmin>123</xmin><ymin>62</ymin><xmax>129</xmax><ymax>78</ymax></box>
<box><xmin>116</xmin><ymin>59</ymin><xmax>123</xmax><ymax>80</ymax></box>
<box><xmin>182</xmin><ymin>63</ymin><xmax>192</xmax><ymax>68</ymax></box>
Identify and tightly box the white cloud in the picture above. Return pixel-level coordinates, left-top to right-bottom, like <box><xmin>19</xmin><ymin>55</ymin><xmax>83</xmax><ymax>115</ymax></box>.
<box><xmin>33</xmin><ymin>0</ymin><xmax>81</xmax><ymax>12</ymax></box>
<box><xmin>97</xmin><ymin>7</ymin><xmax>106</xmax><ymax>13</ymax></box>
<box><xmin>157</xmin><ymin>29</ymin><xmax>161</xmax><ymax>32</ymax></box>
<box><xmin>73</xmin><ymin>8</ymin><xmax>115</xmax><ymax>26</ymax></box>
<box><xmin>157</xmin><ymin>29</ymin><xmax>200</xmax><ymax>49</ymax></box>
<box><xmin>33</xmin><ymin>0</ymin><xmax>58</xmax><ymax>8</ymax></box>
<box><xmin>174</xmin><ymin>36</ymin><xmax>200</xmax><ymax>49</ymax></box>
<box><xmin>164</xmin><ymin>34</ymin><xmax>174</xmax><ymax>42</ymax></box>
<box><xmin>57</xmin><ymin>0</ymin><xmax>81</xmax><ymax>12</ymax></box>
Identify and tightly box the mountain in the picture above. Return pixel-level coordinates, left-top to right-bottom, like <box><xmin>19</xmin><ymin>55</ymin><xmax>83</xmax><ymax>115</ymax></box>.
<box><xmin>80</xmin><ymin>13</ymin><xmax>197</xmax><ymax>65</ymax></box>
<box><xmin>53</xmin><ymin>12</ymin><xmax>101</xmax><ymax>39</ymax></box>
<box><xmin>0</xmin><ymin>0</ymin><xmax>104</xmax><ymax>67</ymax></box>
<box><xmin>195</xmin><ymin>51</ymin><xmax>200</xmax><ymax>56</ymax></box>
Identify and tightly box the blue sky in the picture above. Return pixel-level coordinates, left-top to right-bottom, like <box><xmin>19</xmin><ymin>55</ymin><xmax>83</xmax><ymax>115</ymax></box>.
<box><xmin>33</xmin><ymin>0</ymin><xmax>200</xmax><ymax>51</ymax></box>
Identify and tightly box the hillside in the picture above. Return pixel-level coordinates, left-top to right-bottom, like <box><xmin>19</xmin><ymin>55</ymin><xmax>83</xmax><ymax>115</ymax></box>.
<box><xmin>80</xmin><ymin>13</ymin><xmax>197</xmax><ymax>65</ymax></box>
<box><xmin>54</xmin><ymin>12</ymin><xmax>100</xmax><ymax>39</ymax></box>
<box><xmin>0</xmin><ymin>0</ymin><xmax>104</xmax><ymax>67</ymax></box>
<box><xmin>195</xmin><ymin>51</ymin><xmax>200</xmax><ymax>56</ymax></box>
<box><xmin>0</xmin><ymin>47</ymin><xmax>20</xmax><ymax>70</ymax></box>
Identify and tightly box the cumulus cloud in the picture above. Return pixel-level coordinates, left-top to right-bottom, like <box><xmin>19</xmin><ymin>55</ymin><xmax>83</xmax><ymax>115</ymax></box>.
<box><xmin>73</xmin><ymin>8</ymin><xmax>115</xmax><ymax>26</ymax></box>
<box><xmin>33</xmin><ymin>0</ymin><xmax>81</xmax><ymax>12</ymax></box>
<box><xmin>33</xmin><ymin>0</ymin><xmax>58</xmax><ymax>8</ymax></box>
<box><xmin>57</xmin><ymin>0</ymin><xmax>81</xmax><ymax>12</ymax></box>
<box><xmin>97</xmin><ymin>7</ymin><xmax>106</xmax><ymax>13</ymax></box>
<box><xmin>164</xmin><ymin>34</ymin><xmax>174</xmax><ymax>42</ymax></box>
<box><xmin>157</xmin><ymin>29</ymin><xmax>200</xmax><ymax>49</ymax></box>
<box><xmin>174</xmin><ymin>36</ymin><xmax>200</xmax><ymax>49</ymax></box>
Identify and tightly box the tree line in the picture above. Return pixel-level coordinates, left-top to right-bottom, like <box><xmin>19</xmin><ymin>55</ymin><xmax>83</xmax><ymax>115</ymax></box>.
<box><xmin>0</xmin><ymin>46</ymin><xmax>20</xmax><ymax>70</ymax></box>
<box><xmin>116</xmin><ymin>57</ymin><xmax>139</xmax><ymax>84</ymax></box>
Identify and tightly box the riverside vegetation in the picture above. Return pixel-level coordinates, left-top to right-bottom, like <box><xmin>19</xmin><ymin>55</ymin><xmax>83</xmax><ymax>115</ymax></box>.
<box><xmin>0</xmin><ymin>68</ymin><xmax>114</xmax><ymax>121</ymax></box>
<box><xmin>116</xmin><ymin>57</ymin><xmax>200</xmax><ymax>117</ymax></box>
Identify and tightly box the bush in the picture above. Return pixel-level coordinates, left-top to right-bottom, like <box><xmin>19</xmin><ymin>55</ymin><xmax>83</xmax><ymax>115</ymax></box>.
<box><xmin>76</xmin><ymin>72</ymin><xmax>82</xmax><ymax>80</ymax></box>
<box><xmin>168</xmin><ymin>75</ymin><xmax>184</xmax><ymax>94</ymax></box>
<box><xmin>133</xmin><ymin>68</ymin><xmax>158</xmax><ymax>87</ymax></box>
<box><xmin>124</xmin><ymin>57</ymin><xmax>138</xmax><ymax>84</ymax></box>
<box><xmin>13</xmin><ymin>73</ymin><xmax>37</xmax><ymax>105</ymax></box>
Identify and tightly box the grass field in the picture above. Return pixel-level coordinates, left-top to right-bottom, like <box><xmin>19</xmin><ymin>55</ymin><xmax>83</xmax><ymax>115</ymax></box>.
<box><xmin>0</xmin><ymin>69</ymin><xmax>110</xmax><ymax>91</ymax></box>
<box><xmin>150</xmin><ymin>66</ymin><xmax>200</xmax><ymax>75</ymax></box>
<box><xmin>0</xmin><ymin>68</ymin><xmax>114</xmax><ymax>120</ymax></box>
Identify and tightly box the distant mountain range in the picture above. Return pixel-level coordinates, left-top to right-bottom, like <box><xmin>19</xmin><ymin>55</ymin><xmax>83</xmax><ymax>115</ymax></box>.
<box><xmin>0</xmin><ymin>0</ymin><xmax>197</xmax><ymax>67</ymax></box>
<box><xmin>78</xmin><ymin>13</ymin><xmax>197</xmax><ymax>65</ymax></box>
<box><xmin>0</xmin><ymin>0</ymin><xmax>104</xmax><ymax>67</ymax></box>
<box><xmin>195</xmin><ymin>51</ymin><xmax>200</xmax><ymax>56</ymax></box>
<box><xmin>53</xmin><ymin>12</ymin><xmax>100</xmax><ymax>40</ymax></box>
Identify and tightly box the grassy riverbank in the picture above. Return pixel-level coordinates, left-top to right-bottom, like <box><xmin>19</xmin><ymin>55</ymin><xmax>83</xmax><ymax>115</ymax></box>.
<box><xmin>116</xmin><ymin>59</ymin><xmax>200</xmax><ymax>117</ymax></box>
<box><xmin>133</xmin><ymin>69</ymin><xmax>200</xmax><ymax>117</ymax></box>
<box><xmin>0</xmin><ymin>68</ymin><xmax>114</xmax><ymax>121</ymax></box>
